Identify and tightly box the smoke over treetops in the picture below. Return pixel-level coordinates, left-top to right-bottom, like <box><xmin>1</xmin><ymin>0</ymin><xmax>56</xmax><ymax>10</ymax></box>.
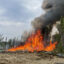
<box><xmin>21</xmin><ymin>0</ymin><xmax>64</xmax><ymax>42</ymax></box>
<box><xmin>32</xmin><ymin>0</ymin><xmax>64</xmax><ymax>30</ymax></box>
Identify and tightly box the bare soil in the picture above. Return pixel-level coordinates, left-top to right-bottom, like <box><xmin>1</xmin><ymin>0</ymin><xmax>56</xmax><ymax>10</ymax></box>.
<box><xmin>0</xmin><ymin>52</ymin><xmax>64</xmax><ymax>64</ymax></box>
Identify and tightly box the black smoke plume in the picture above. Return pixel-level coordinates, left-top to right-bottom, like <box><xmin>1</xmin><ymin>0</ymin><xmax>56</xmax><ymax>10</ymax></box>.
<box><xmin>21</xmin><ymin>0</ymin><xmax>64</xmax><ymax>42</ymax></box>
<box><xmin>32</xmin><ymin>0</ymin><xmax>64</xmax><ymax>30</ymax></box>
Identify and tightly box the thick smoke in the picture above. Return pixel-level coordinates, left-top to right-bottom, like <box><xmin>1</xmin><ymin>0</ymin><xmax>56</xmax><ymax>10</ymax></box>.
<box><xmin>21</xmin><ymin>0</ymin><xmax>64</xmax><ymax>42</ymax></box>
<box><xmin>32</xmin><ymin>0</ymin><xmax>64</xmax><ymax>30</ymax></box>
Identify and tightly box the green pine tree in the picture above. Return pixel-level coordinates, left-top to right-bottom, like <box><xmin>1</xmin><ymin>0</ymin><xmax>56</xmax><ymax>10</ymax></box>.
<box><xmin>53</xmin><ymin>17</ymin><xmax>64</xmax><ymax>53</ymax></box>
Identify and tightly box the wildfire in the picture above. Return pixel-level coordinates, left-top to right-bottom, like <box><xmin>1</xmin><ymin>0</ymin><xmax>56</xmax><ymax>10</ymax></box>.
<box><xmin>8</xmin><ymin>30</ymin><xmax>57</xmax><ymax>52</ymax></box>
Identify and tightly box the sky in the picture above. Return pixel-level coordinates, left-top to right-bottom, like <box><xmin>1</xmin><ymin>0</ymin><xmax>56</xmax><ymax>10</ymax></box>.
<box><xmin>0</xmin><ymin>0</ymin><xmax>44</xmax><ymax>40</ymax></box>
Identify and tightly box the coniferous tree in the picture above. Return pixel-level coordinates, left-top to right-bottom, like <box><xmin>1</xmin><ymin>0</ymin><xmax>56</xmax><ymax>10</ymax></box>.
<box><xmin>53</xmin><ymin>17</ymin><xmax>64</xmax><ymax>53</ymax></box>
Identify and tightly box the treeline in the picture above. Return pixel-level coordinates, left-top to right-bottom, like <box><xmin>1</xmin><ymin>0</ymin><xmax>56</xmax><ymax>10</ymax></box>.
<box><xmin>0</xmin><ymin>35</ymin><xmax>23</xmax><ymax>51</ymax></box>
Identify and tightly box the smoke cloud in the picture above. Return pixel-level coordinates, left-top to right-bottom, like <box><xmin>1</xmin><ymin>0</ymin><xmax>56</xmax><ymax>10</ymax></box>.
<box><xmin>21</xmin><ymin>0</ymin><xmax>64</xmax><ymax>42</ymax></box>
<box><xmin>32</xmin><ymin>0</ymin><xmax>64</xmax><ymax>30</ymax></box>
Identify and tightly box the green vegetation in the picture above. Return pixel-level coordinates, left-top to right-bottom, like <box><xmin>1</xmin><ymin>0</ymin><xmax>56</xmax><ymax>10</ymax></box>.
<box><xmin>53</xmin><ymin>17</ymin><xmax>64</xmax><ymax>53</ymax></box>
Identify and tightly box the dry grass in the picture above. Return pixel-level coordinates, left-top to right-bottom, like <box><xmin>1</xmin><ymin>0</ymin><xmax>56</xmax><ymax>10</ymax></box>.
<box><xmin>0</xmin><ymin>52</ymin><xmax>64</xmax><ymax>64</ymax></box>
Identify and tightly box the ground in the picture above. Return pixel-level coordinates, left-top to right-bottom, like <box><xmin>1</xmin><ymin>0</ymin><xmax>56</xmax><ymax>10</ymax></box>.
<box><xmin>0</xmin><ymin>52</ymin><xmax>64</xmax><ymax>64</ymax></box>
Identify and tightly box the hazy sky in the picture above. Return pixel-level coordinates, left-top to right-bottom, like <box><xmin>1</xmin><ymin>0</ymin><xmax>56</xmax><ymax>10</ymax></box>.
<box><xmin>0</xmin><ymin>0</ymin><xmax>44</xmax><ymax>40</ymax></box>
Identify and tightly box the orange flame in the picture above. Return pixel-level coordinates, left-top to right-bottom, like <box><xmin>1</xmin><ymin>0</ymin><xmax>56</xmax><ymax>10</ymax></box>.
<box><xmin>8</xmin><ymin>30</ymin><xmax>57</xmax><ymax>52</ymax></box>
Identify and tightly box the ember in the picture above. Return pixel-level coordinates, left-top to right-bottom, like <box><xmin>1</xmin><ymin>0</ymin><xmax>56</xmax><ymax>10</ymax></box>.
<box><xmin>8</xmin><ymin>30</ymin><xmax>57</xmax><ymax>52</ymax></box>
